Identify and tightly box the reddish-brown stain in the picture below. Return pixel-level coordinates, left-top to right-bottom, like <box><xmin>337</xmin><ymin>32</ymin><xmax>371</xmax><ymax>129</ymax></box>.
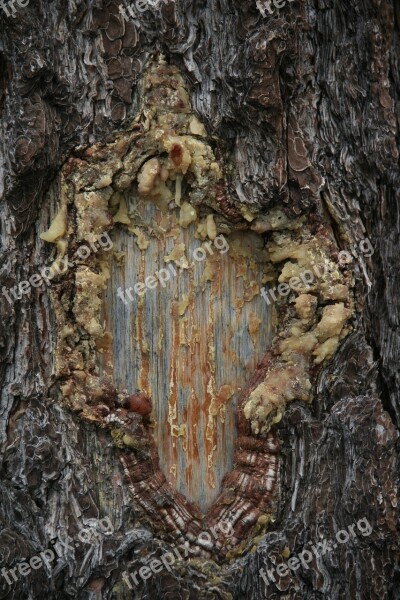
<box><xmin>170</xmin><ymin>143</ymin><xmax>183</xmax><ymax>166</ymax></box>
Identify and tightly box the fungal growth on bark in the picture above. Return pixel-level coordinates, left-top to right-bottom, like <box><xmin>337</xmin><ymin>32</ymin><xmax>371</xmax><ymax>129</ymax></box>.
<box><xmin>39</xmin><ymin>56</ymin><xmax>353</xmax><ymax>557</ymax></box>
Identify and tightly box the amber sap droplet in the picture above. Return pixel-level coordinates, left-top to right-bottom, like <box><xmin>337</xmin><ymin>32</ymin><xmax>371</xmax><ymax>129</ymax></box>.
<box><xmin>124</xmin><ymin>393</ymin><xmax>152</xmax><ymax>416</ymax></box>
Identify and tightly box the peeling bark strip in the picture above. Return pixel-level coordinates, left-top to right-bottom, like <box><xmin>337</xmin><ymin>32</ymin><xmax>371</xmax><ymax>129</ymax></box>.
<box><xmin>0</xmin><ymin>0</ymin><xmax>399</xmax><ymax>597</ymax></box>
<box><xmin>36</xmin><ymin>57</ymin><xmax>353</xmax><ymax>557</ymax></box>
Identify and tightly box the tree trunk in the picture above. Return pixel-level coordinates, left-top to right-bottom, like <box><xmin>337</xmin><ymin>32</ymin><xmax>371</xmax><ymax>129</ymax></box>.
<box><xmin>0</xmin><ymin>1</ymin><xmax>399</xmax><ymax>599</ymax></box>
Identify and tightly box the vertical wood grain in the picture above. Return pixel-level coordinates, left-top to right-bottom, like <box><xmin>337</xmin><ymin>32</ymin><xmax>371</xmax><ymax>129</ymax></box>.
<box><xmin>101</xmin><ymin>194</ymin><xmax>273</xmax><ymax>510</ymax></box>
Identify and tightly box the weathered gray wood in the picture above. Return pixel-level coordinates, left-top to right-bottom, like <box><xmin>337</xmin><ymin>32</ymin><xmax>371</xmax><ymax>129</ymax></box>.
<box><xmin>102</xmin><ymin>196</ymin><xmax>272</xmax><ymax>511</ymax></box>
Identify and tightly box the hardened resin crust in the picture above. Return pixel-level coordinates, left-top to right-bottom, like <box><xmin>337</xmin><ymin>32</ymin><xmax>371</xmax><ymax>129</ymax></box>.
<box><xmin>39</xmin><ymin>59</ymin><xmax>352</xmax><ymax>558</ymax></box>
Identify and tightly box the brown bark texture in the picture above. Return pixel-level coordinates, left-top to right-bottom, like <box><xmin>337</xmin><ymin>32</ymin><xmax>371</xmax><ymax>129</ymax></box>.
<box><xmin>0</xmin><ymin>0</ymin><xmax>399</xmax><ymax>599</ymax></box>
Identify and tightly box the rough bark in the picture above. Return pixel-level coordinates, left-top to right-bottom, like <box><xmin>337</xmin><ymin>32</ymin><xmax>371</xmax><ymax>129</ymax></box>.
<box><xmin>0</xmin><ymin>0</ymin><xmax>399</xmax><ymax>599</ymax></box>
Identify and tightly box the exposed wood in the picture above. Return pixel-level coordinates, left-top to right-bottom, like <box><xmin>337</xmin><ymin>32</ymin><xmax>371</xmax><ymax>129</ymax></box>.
<box><xmin>102</xmin><ymin>203</ymin><xmax>273</xmax><ymax>510</ymax></box>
